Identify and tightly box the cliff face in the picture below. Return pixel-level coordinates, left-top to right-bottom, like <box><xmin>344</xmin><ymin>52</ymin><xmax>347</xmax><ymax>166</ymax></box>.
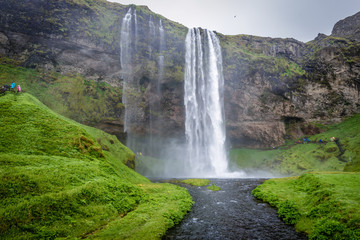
<box><xmin>220</xmin><ymin>31</ymin><xmax>360</xmax><ymax>147</ymax></box>
<box><xmin>1</xmin><ymin>0</ymin><xmax>360</xmax><ymax>148</ymax></box>
<box><xmin>332</xmin><ymin>11</ymin><xmax>360</xmax><ymax>41</ymax></box>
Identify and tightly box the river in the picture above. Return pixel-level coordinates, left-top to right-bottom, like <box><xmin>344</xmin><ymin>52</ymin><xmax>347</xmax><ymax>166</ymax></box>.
<box><xmin>158</xmin><ymin>179</ymin><xmax>307</xmax><ymax>240</ymax></box>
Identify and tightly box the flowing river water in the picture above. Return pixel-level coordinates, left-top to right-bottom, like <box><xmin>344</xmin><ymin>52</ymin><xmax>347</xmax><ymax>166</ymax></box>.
<box><xmin>158</xmin><ymin>179</ymin><xmax>307</xmax><ymax>240</ymax></box>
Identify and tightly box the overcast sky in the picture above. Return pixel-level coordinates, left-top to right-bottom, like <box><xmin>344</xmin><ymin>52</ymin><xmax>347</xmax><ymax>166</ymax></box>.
<box><xmin>108</xmin><ymin>0</ymin><xmax>360</xmax><ymax>42</ymax></box>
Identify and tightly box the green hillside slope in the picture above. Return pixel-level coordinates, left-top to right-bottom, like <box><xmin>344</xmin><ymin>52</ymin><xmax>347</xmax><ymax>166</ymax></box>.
<box><xmin>0</xmin><ymin>60</ymin><xmax>124</xmax><ymax>129</ymax></box>
<box><xmin>253</xmin><ymin>173</ymin><xmax>360</xmax><ymax>239</ymax></box>
<box><xmin>230</xmin><ymin>114</ymin><xmax>360</xmax><ymax>175</ymax></box>
<box><xmin>0</xmin><ymin>93</ymin><xmax>192</xmax><ymax>239</ymax></box>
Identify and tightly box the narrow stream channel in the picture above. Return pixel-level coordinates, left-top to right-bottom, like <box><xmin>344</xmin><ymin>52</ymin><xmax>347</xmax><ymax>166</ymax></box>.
<box><xmin>159</xmin><ymin>179</ymin><xmax>307</xmax><ymax>240</ymax></box>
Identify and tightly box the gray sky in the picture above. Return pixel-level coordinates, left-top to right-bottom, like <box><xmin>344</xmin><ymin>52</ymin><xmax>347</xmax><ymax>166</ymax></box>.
<box><xmin>108</xmin><ymin>0</ymin><xmax>360</xmax><ymax>42</ymax></box>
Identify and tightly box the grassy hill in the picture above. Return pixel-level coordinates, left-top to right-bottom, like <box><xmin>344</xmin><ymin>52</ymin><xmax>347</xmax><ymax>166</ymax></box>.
<box><xmin>253</xmin><ymin>173</ymin><xmax>360</xmax><ymax>239</ymax></box>
<box><xmin>230</xmin><ymin>113</ymin><xmax>360</xmax><ymax>175</ymax></box>
<box><xmin>0</xmin><ymin>92</ymin><xmax>193</xmax><ymax>239</ymax></box>
<box><xmin>0</xmin><ymin>59</ymin><xmax>124</xmax><ymax>128</ymax></box>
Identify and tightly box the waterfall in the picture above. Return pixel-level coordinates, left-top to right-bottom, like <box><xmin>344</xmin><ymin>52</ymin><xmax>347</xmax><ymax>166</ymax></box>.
<box><xmin>120</xmin><ymin>7</ymin><xmax>137</xmax><ymax>133</ymax></box>
<box><xmin>134</xmin><ymin>9</ymin><xmax>138</xmax><ymax>50</ymax></box>
<box><xmin>145</xmin><ymin>17</ymin><xmax>167</xmax><ymax>158</ymax></box>
<box><xmin>184</xmin><ymin>28</ymin><xmax>228</xmax><ymax>177</ymax></box>
<box><xmin>148</xmin><ymin>15</ymin><xmax>156</xmax><ymax>58</ymax></box>
<box><xmin>157</xmin><ymin>19</ymin><xmax>165</xmax><ymax>96</ymax></box>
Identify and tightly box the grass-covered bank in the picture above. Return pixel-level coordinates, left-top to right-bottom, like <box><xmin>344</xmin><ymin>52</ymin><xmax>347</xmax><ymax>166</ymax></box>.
<box><xmin>0</xmin><ymin>93</ymin><xmax>193</xmax><ymax>239</ymax></box>
<box><xmin>229</xmin><ymin>113</ymin><xmax>360</xmax><ymax>175</ymax></box>
<box><xmin>0</xmin><ymin>60</ymin><xmax>124</xmax><ymax>126</ymax></box>
<box><xmin>252</xmin><ymin>173</ymin><xmax>360</xmax><ymax>239</ymax></box>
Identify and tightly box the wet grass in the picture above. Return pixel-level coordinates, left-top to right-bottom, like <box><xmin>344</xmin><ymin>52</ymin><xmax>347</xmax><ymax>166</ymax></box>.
<box><xmin>89</xmin><ymin>183</ymin><xmax>193</xmax><ymax>240</ymax></box>
<box><xmin>180</xmin><ymin>179</ymin><xmax>211</xmax><ymax>187</ymax></box>
<box><xmin>207</xmin><ymin>184</ymin><xmax>221</xmax><ymax>191</ymax></box>
<box><xmin>0</xmin><ymin>62</ymin><xmax>123</xmax><ymax>126</ymax></box>
<box><xmin>253</xmin><ymin>172</ymin><xmax>360</xmax><ymax>239</ymax></box>
<box><xmin>0</xmin><ymin>93</ymin><xmax>192</xmax><ymax>239</ymax></box>
<box><xmin>229</xmin><ymin>148</ymin><xmax>280</xmax><ymax>171</ymax></box>
<box><xmin>230</xmin><ymin>113</ymin><xmax>360</xmax><ymax>175</ymax></box>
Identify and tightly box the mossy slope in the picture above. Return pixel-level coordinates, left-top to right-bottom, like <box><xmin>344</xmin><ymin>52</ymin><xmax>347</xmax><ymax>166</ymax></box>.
<box><xmin>230</xmin><ymin>113</ymin><xmax>360</xmax><ymax>175</ymax></box>
<box><xmin>0</xmin><ymin>93</ymin><xmax>192</xmax><ymax>239</ymax></box>
<box><xmin>253</xmin><ymin>173</ymin><xmax>360</xmax><ymax>239</ymax></box>
<box><xmin>0</xmin><ymin>62</ymin><xmax>124</xmax><ymax>127</ymax></box>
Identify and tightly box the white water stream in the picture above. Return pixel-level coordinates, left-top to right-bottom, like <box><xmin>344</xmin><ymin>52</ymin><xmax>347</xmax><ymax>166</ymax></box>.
<box><xmin>120</xmin><ymin>7</ymin><xmax>137</xmax><ymax>133</ymax></box>
<box><xmin>184</xmin><ymin>28</ymin><xmax>230</xmax><ymax>177</ymax></box>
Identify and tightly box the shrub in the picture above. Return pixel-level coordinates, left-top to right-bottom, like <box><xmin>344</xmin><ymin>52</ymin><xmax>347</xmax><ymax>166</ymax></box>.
<box><xmin>277</xmin><ymin>200</ymin><xmax>301</xmax><ymax>225</ymax></box>
<box><xmin>310</xmin><ymin>219</ymin><xmax>349</xmax><ymax>240</ymax></box>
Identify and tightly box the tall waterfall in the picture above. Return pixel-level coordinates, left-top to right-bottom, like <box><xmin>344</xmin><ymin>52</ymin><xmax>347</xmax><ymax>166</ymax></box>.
<box><xmin>157</xmin><ymin>19</ymin><xmax>165</xmax><ymax>93</ymax></box>
<box><xmin>184</xmin><ymin>28</ymin><xmax>228</xmax><ymax>177</ymax></box>
<box><xmin>148</xmin><ymin>15</ymin><xmax>156</xmax><ymax>58</ymax></box>
<box><xmin>120</xmin><ymin>7</ymin><xmax>137</xmax><ymax>133</ymax></box>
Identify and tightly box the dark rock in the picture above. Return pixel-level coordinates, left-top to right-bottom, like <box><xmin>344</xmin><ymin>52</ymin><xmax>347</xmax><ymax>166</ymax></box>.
<box><xmin>332</xmin><ymin>11</ymin><xmax>360</xmax><ymax>41</ymax></box>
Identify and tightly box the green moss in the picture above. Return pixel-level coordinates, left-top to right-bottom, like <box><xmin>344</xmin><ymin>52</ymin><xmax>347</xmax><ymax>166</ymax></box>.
<box><xmin>181</xmin><ymin>179</ymin><xmax>210</xmax><ymax>187</ymax></box>
<box><xmin>0</xmin><ymin>93</ymin><xmax>193</xmax><ymax>239</ymax></box>
<box><xmin>229</xmin><ymin>148</ymin><xmax>280</xmax><ymax>170</ymax></box>
<box><xmin>252</xmin><ymin>173</ymin><xmax>360</xmax><ymax>238</ymax></box>
<box><xmin>230</xmin><ymin>113</ymin><xmax>360</xmax><ymax>175</ymax></box>
<box><xmin>207</xmin><ymin>184</ymin><xmax>221</xmax><ymax>191</ymax></box>
<box><xmin>0</xmin><ymin>63</ymin><xmax>123</xmax><ymax>126</ymax></box>
<box><xmin>89</xmin><ymin>183</ymin><xmax>193</xmax><ymax>239</ymax></box>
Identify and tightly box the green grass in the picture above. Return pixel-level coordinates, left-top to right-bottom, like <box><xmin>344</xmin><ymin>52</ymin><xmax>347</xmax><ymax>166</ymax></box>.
<box><xmin>0</xmin><ymin>93</ymin><xmax>192</xmax><ymax>239</ymax></box>
<box><xmin>88</xmin><ymin>183</ymin><xmax>193</xmax><ymax>239</ymax></box>
<box><xmin>252</xmin><ymin>173</ymin><xmax>360</xmax><ymax>239</ymax></box>
<box><xmin>0</xmin><ymin>63</ymin><xmax>123</xmax><ymax>126</ymax></box>
<box><xmin>180</xmin><ymin>179</ymin><xmax>211</xmax><ymax>187</ymax></box>
<box><xmin>175</xmin><ymin>179</ymin><xmax>221</xmax><ymax>191</ymax></box>
<box><xmin>229</xmin><ymin>113</ymin><xmax>360</xmax><ymax>175</ymax></box>
<box><xmin>207</xmin><ymin>184</ymin><xmax>221</xmax><ymax>191</ymax></box>
<box><xmin>229</xmin><ymin>148</ymin><xmax>280</xmax><ymax>170</ymax></box>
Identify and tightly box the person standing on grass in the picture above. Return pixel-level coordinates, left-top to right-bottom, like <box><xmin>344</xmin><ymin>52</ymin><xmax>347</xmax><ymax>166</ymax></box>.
<box><xmin>17</xmin><ymin>85</ymin><xmax>21</xmax><ymax>93</ymax></box>
<box><xmin>10</xmin><ymin>82</ymin><xmax>15</xmax><ymax>92</ymax></box>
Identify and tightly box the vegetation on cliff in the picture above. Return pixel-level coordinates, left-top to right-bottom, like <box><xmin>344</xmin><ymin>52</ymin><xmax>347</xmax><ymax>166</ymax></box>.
<box><xmin>0</xmin><ymin>93</ymin><xmax>193</xmax><ymax>239</ymax></box>
<box><xmin>0</xmin><ymin>59</ymin><xmax>124</xmax><ymax>128</ymax></box>
<box><xmin>252</xmin><ymin>173</ymin><xmax>360</xmax><ymax>239</ymax></box>
<box><xmin>230</xmin><ymin>112</ymin><xmax>360</xmax><ymax>175</ymax></box>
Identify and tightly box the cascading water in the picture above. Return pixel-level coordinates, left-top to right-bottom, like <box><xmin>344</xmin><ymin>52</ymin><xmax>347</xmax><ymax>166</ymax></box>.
<box><xmin>147</xmin><ymin>17</ymin><xmax>167</xmax><ymax>157</ymax></box>
<box><xmin>120</xmin><ymin>7</ymin><xmax>138</xmax><ymax>133</ymax></box>
<box><xmin>184</xmin><ymin>28</ymin><xmax>229</xmax><ymax>177</ymax></box>
<box><xmin>148</xmin><ymin>15</ymin><xmax>156</xmax><ymax>58</ymax></box>
<box><xmin>157</xmin><ymin>19</ymin><xmax>165</xmax><ymax>93</ymax></box>
<box><xmin>134</xmin><ymin>9</ymin><xmax>138</xmax><ymax>50</ymax></box>
<box><xmin>120</xmin><ymin>8</ymin><xmax>132</xmax><ymax>133</ymax></box>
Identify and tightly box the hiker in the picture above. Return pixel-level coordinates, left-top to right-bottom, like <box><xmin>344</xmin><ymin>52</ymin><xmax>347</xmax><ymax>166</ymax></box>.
<box><xmin>1</xmin><ymin>85</ymin><xmax>6</xmax><ymax>95</ymax></box>
<box><xmin>10</xmin><ymin>82</ymin><xmax>15</xmax><ymax>92</ymax></box>
<box><xmin>17</xmin><ymin>85</ymin><xmax>21</xmax><ymax>93</ymax></box>
<box><xmin>308</xmin><ymin>138</ymin><xmax>311</xmax><ymax>143</ymax></box>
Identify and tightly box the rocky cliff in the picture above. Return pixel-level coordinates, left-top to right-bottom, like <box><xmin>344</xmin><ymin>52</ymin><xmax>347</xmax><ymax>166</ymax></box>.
<box><xmin>1</xmin><ymin>0</ymin><xmax>360</xmax><ymax>148</ymax></box>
